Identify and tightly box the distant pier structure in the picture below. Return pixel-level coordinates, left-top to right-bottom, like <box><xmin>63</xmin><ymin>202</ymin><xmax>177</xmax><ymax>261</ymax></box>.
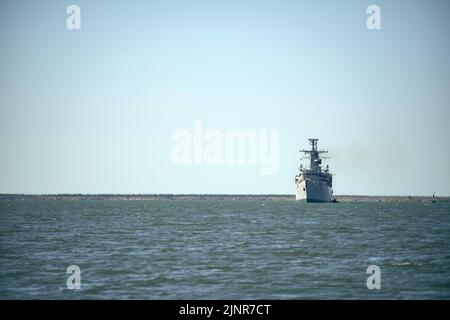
<box><xmin>0</xmin><ymin>194</ymin><xmax>448</xmax><ymax>202</ymax></box>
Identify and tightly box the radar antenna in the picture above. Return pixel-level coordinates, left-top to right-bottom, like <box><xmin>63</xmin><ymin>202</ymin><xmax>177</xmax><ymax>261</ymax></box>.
<box><xmin>300</xmin><ymin>138</ymin><xmax>328</xmax><ymax>171</ymax></box>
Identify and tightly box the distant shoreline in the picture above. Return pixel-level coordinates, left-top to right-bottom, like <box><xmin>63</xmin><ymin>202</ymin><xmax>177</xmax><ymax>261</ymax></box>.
<box><xmin>0</xmin><ymin>194</ymin><xmax>448</xmax><ymax>202</ymax></box>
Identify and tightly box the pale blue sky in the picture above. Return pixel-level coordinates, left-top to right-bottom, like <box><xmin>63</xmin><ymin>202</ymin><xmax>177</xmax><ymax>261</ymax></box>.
<box><xmin>1</xmin><ymin>0</ymin><xmax>449</xmax><ymax>195</ymax></box>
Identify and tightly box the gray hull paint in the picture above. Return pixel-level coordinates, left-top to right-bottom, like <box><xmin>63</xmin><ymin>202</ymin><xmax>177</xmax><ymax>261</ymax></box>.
<box><xmin>295</xmin><ymin>179</ymin><xmax>333</xmax><ymax>202</ymax></box>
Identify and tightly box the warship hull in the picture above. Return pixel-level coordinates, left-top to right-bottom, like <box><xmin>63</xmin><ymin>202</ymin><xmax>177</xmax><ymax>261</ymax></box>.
<box><xmin>295</xmin><ymin>179</ymin><xmax>333</xmax><ymax>203</ymax></box>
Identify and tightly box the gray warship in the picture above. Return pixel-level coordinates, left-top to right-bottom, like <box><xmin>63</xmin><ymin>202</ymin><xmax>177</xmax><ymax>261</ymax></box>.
<box><xmin>295</xmin><ymin>139</ymin><xmax>333</xmax><ymax>202</ymax></box>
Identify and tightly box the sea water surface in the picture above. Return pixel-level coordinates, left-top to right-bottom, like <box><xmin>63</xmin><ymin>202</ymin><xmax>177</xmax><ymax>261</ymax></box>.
<box><xmin>0</xmin><ymin>200</ymin><xmax>449</xmax><ymax>299</ymax></box>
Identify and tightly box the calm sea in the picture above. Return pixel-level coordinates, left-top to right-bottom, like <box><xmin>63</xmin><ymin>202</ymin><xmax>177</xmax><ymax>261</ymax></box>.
<box><xmin>1</xmin><ymin>200</ymin><xmax>449</xmax><ymax>299</ymax></box>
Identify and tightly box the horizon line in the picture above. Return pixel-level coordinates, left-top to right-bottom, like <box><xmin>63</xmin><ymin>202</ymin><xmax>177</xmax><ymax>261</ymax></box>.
<box><xmin>1</xmin><ymin>193</ymin><xmax>449</xmax><ymax>198</ymax></box>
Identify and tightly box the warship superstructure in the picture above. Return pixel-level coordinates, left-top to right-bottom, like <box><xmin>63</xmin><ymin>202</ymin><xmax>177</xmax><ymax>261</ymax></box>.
<box><xmin>295</xmin><ymin>139</ymin><xmax>333</xmax><ymax>202</ymax></box>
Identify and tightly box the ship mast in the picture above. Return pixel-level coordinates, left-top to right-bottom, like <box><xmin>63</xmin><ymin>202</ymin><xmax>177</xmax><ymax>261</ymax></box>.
<box><xmin>300</xmin><ymin>138</ymin><xmax>328</xmax><ymax>172</ymax></box>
